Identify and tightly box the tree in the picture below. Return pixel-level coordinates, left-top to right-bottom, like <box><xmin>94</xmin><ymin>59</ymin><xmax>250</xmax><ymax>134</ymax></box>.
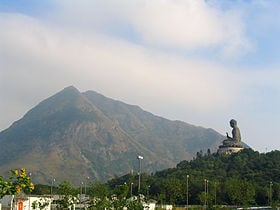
<box><xmin>161</xmin><ymin>178</ymin><xmax>183</xmax><ymax>204</ymax></box>
<box><xmin>0</xmin><ymin>168</ymin><xmax>34</xmax><ymax>198</ymax></box>
<box><xmin>31</xmin><ymin>197</ymin><xmax>51</xmax><ymax>210</ymax></box>
<box><xmin>57</xmin><ymin>181</ymin><xmax>77</xmax><ymax>209</ymax></box>
<box><xmin>125</xmin><ymin>199</ymin><xmax>144</xmax><ymax>210</ymax></box>
<box><xmin>32</xmin><ymin>184</ymin><xmax>52</xmax><ymax>195</ymax></box>
<box><xmin>223</xmin><ymin>178</ymin><xmax>255</xmax><ymax>206</ymax></box>
<box><xmin>88</xmin><ymin>182</ymin><xmax>109</xmax><ymax>199</ymax></box>
<box><xmin>89</xmin><ymin>197</ymin><xmax>111</xmax><ymax>210</ymax></box>
<box><xmin>113</xmin><ymin>183</ymin><xmax>129</xmax><ymax>199</ymax></box>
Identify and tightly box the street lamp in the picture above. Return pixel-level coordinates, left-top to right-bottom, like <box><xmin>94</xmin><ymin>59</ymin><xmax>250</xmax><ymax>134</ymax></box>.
<box><xmin>80</xmin><ymin>181</ymin><xmax>84</xmax><ymax>195</ymax></box>
<box><xmin>270</xmin><ymin>181</ymin><xmax>273</xmax><ymax>206</ymax></box>
<box><xmin>214</xmin><ymin>182</ymin><xmax>217</xmax><ymax>206</ymax></box>
<box><xmin>204</xmin><ymin>179</ymin><xmax>208</xmax><ymax>209</ymax></box>
<box><xmin>207</xmin><ymin>180</ymin><xmax>209</xmax><ymax>208</ymax></box>
<box><xmin>147</xmin><ymin>185</ymin><xmax>150</xmax><ymax>200</ymax></box>
<box><xmin>130</xmin><ymin>182</ymin><xmax>134</xmax><ymax>197</ymax></box>
<box><xmin>186</xmin><ymin>175</ymin><xmax>189</xmax><ymax>210</ymax></box>
<box><xmin>51</xmin><ymin>178</ymin><xmax>55</xmax><ymax>196</ymax></box>
<box><xmin>137</xmin><ymin>155</ymin><xmax>144</xmax><ymax>195</ymax></box>
<box><xmin>204</xmin><ymin>179</ymin><xmax>207</xmax><ymax>208</ymax></box>
<box><xmin>85</xmin><ymin>177</ymin><xmax>90</xmax><ymax>196</ymax></box>
<box><xmin>207</xmin><ymin>180</ymin><xmax>209</xmax><ymax>194</ymax></box>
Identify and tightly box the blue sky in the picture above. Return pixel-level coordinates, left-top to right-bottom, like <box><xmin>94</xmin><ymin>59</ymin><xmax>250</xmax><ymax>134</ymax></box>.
<box><xmin>0</xmin><ymin>0</ymin><xmax>51</xmax><ymax>15</ymax></box>
<box><xmin>0</xmin><ymin>0</ymin><xmax>280</xmax><ymax>152</ymax></box>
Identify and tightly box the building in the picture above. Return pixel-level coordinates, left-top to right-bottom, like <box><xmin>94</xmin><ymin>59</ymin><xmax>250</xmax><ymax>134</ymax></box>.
<box><xmin>0</xmin><ymin>194</ymin><xmax>52</xmax><ymax>210</ymax></box>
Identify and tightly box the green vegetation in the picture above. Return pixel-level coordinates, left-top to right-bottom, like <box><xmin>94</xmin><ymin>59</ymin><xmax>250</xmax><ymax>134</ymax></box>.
<box><xmin>32</xmin><ymin>148</ymin><xmax>280</xmax><ymax>208</ymax></box>
<box><xmin>0</xmin><ymin>168</ymin><xmax>34</xmax><ymax>198</ymax></box>
<box><xmin>34</xmin><ymin>181</ymin><xmax>144</xmax><ymax>209</ymax></box>
<box><xmin>145</xmin><ymin>148</ymin><xmax>280</xmax><ymax>206</ymax></box>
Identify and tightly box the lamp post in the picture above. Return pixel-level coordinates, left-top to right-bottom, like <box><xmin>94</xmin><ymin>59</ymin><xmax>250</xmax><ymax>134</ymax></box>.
<box><xmin>207</xmin><ymin>180</ymin><xmax>209</xmax><ymax>208</ymax></box>
<box><xmin>270</xmin><ymin>181</ymin><xmax>273</xmax><ymax>206</ymax></box>
<box><xmin>80</xmin><ymin>181</ymin><xmax>84</xmax><ymax>195</ymax></box>
<box><xmin>130</xmin><ymin>182</ymin><xmax>134</xmax><ymax>197</ymax></box>
<box><xmin>51</xmin><ymin>178</ymin><xmax>55</xmax><ymax>196</ymax></box>
<box><xmin>214</xmin><ymin>182</ymin><xmax>217</xmax><ymax>206</ymax></box>
<box><xmin>204</xmin><ymin>179</ymin><xmax>206</xmax><ymax>208</ymax></box>
<box><xmin>85</xmin><ymin>177</ymin><xmax>89</xmax><ymax>196</ymax></box>
<box><xmin>204</xmin><ymin>179</ymin><xmax>208</xmax><ymax>209</ymax></box>
<box><xmin>186</xmin><ymin>175</ymin><xmax>189</xmax><ymax>210</ymax></box>
<box><xmin>28</xmin><ymin>173</ymin><xmax>32</xmax><ymax>210</ymax></box>
<box><xmin>137</xmin><ymin>155</ymin><xmax>144</xmax><ymax>195</ymax></box>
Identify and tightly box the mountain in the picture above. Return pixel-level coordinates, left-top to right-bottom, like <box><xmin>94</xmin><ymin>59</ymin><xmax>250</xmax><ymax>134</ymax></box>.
<box><xmin>0</xmin><ymin>86</ymin><xmax>224</xmax><ymax>185</ymax></box>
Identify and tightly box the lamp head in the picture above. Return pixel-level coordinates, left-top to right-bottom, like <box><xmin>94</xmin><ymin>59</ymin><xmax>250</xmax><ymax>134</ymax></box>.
<box><xmin>137</xmin><ymin>155</ymin><xmax>144</xmax><ymax>159</ymax></box>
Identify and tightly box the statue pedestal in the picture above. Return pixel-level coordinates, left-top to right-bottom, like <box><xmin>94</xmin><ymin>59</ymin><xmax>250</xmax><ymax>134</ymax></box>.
<box><xmin>217</xmin><ymin>145</ymin><xmax>243</xmax><ymax>155</ymax></box>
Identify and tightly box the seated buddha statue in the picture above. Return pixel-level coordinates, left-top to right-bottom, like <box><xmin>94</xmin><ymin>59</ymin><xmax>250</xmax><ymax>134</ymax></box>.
<box><xmin>222</xmin><ymin>119</ymin><xmax>242</xmax><ymax>147</ymax></box>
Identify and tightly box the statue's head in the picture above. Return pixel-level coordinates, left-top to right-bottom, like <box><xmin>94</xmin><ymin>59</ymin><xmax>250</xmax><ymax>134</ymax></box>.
<box><xmin>230</xmin><ymin>119</ymin><xmax>237</xmax><ymax>127</ymax></box>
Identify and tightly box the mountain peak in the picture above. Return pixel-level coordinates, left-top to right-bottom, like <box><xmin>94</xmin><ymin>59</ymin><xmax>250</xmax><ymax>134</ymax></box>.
<box><xmin>61</xmin><ymin>85</ymin><xmax>80</xmax><ymax>93</ymax></box>
<box><xmin>0</xmin><ymin>87</ymin><xmax>224</xmax><ymax>184</ymax></box>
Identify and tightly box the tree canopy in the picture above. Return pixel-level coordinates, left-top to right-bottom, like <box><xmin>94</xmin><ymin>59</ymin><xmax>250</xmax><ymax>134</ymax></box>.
<box><xmin>32</xmin><ymin>149</ymin><xmax>280</xmax><ymax>208</ymax></box>
<box><xmin>106</xmin><ymin>149</ymin><xmax>280</xmax><ymax>207</ymax></box>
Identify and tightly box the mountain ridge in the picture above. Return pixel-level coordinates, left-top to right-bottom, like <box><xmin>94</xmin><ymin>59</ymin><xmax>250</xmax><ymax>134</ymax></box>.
<box><xmin>0</xmin><ymin>86</ymin><xmax>224</xmax><ymax>184</ymax></box>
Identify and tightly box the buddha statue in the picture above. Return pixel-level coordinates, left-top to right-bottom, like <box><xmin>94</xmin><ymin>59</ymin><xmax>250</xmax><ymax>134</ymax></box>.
<box><xmin>222</xmin><ymin>119</ymin><xmax>242</xmax><ymax>147</ymax></box>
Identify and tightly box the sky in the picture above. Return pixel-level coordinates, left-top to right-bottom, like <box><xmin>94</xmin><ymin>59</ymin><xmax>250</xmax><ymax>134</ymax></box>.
<box><xmin>0</xmin><ymin>0</ymin><xmax>280</xmax><ymax>152</ymax></box>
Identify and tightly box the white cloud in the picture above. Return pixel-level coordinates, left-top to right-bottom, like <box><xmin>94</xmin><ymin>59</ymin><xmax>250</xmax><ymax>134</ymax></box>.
<box><xmin>49</xmin><ymin>0</ymin><xmax>252</xmax><ymax>57</ymax></box>
<box><xmin>126</xmin><ymin>0</ymin><xmax>225</xmax><ymax>49</ymax></box>
<box><xmin>0</xmin><ymin>9</ymin><xmax>245</xmax><ymax>130</ymax></box>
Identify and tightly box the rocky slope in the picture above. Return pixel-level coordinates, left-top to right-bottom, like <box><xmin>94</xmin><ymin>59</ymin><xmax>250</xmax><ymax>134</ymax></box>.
<box><xmin>0</xmin><ymin>86</ymin><xmax>224</xmax><ymax>185</ymax></box>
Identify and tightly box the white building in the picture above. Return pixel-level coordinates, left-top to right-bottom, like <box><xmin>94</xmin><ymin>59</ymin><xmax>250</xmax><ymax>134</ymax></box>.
<box><xmin>0</xmin><ymin>194</ymin><xmax>52</xmax><ymax>210</ymax></box>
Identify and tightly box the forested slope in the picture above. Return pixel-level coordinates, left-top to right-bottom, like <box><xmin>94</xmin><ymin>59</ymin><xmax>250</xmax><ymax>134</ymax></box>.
<box><xmin>107</xmin><ymin>148</ymin><xmax>280</xmax><ymax>206</ymax></box>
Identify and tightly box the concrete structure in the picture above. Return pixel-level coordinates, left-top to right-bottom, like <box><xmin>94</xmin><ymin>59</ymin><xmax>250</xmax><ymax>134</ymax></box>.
<box><xmin>0</xmin><ymin>195</ymin><xmax>14</xmax><ymax>210</ymax></box>
<box><xmin>217</xmin><ymin>145</ymin><xmax>244</xmax><ymax>155</ymax></box>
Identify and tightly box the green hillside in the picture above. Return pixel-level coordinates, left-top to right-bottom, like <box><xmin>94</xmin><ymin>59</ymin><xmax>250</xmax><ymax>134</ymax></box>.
<box><xmin>107</xmin><ymin>148</ymin><xmax>280</xmax><ymax>206</ymax></box>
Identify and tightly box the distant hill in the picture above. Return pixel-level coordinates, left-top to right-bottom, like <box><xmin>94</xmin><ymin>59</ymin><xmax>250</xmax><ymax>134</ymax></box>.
<box><xmin>0</xmin><ymin>86</ymin><xmax>224</xmax><ymax>185</ymax></box>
